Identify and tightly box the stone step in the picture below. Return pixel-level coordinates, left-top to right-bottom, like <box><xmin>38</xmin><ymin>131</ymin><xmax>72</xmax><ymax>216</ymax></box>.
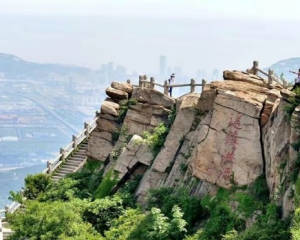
<box><xmin>60</xmin><ymin>165</ymin><xmax>77</xmax><ymax>171</ymax></box>
<box><xmin>69</xmin><ymin>156</ymin><xmax>85</xmax><ymax>161</ymax></box>
<box><xmin>53</xmin><ymin>172</ymin><xmax>67</xmax><ymax>177</ymax></box>
<box><xmin>58</xmin><ymin>169</ymin><xmax>73</xmax><ymax>174</ymax></box>
<box><xmin>76</xmin><ymin>151</ymin><xmax>87</xmax><ymax>155</ymax></box>
<box><xmin>66</xmin><ymin>160</ymin><xmax>83</xmax><ymax>165</ymax></box>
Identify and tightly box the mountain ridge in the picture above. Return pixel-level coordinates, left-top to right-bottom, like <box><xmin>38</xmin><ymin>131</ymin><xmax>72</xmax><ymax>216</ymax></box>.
<box><xmin>0</xmin><ymin>52</ymin><xmax>92</xmax><ymax>80</ymax></box>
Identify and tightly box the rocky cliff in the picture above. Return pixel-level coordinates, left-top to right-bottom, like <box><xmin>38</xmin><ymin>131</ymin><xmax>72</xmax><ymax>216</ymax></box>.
<box><xmin>87</xmin><ymin>70</ymin><xmax>300</xmax><ymax>217</ymax></box>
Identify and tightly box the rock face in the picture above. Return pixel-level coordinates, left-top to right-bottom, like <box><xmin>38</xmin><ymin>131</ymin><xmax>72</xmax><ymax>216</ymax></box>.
<box><xmin>132</xmin><ymin>88</ymin><xmax>175</xmax><ymax>108</ymax></box>
<box><xmin>191</xmin><ymin>72</ymin><xmax>290</xmax><ymax>190</ymax></box>
<box><xmin>135</xmin><ymin>93</ymin><xmax>201</xmax><ymax>200</ymax></box>
<box><xmin>191</xmin><ymin>91</ymin><xmax>264</xmax><ymax>188</ymax></box>
<box><xmin>88</xmin><ymin>71</ymin><xmax>300</xmax><ymax>217</ymax></box>
<box><xmin>123</xmin><ymin>103</ymin><xmax>171</xmax><ymax>136</ymax></box>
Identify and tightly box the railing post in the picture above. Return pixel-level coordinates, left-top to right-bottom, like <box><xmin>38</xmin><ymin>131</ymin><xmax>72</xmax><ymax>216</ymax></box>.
<box><xmin>253</xmin><ymin>61</ymin><xmax>258</xmax><ymax>75</ymax></box>
<box><xmin>190</xmin><ymin>79</ymin><xmax>195</xmax><ymax>93</ymax></box>
<box><xmin>164</xmin><ymin>80</ymin><xmax>169</xmax><ymax>95</ymax></box>
<box><xmin>72</xmin><ymin>135</ymin><xmax>77</xmax><ymax>150</ymax></box>
<box><xmin>143</xmin><ymin>75</ymin><xmax>147</xmax><ymax>88</ymax></box>
<box><xmin>268</xmin><ymin>69</ymin><xmax>273</xmax><ymax>85</ymax></box>
<box><xmin>60</xmin><ymin>148</ymin><xmax>66</xmax><ymax>161</ymax></box>
<box><xmin>47</xmin><ymin>160</ymin><xmax>51</xmax><ymax>174</ymax></box>
<box><xmin>201</xmin><ymin>79</ymin><xmax>207</xmax><ymax>93</ymax></box>
<box><xmin>139</xmin><ymin>75</ymin><xmax>143</xmax><ymax>88</ymax></box>
<box><xmin>150</xmin><ymin>77</ymin><xmax>155</xmax><ymax>89</ymax></box>
<box><xmin>84</xmin><ymin>122</ymin><xmax>90</xmax><ymax>138</ymax></box>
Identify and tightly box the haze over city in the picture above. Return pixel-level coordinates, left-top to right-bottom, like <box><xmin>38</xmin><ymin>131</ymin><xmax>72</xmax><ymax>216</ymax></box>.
<box><xmin>1</xmin><ymin>0</ymin><xmax>300</xmax><ymax>77</ymax></box>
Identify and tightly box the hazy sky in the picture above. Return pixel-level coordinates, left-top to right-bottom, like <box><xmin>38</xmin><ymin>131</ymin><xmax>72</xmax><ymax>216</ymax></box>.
<box><xmin>0</xmin><ymin>0</ymin><xmax>300</xmax><ymax>76</ymax></box>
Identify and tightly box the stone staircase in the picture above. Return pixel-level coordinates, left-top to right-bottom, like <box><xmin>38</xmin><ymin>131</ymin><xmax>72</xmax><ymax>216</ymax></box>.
<box><xmin>51</xmin><ymin>142</ymin><xmax>88</xmax><ymax>182</ymax></box>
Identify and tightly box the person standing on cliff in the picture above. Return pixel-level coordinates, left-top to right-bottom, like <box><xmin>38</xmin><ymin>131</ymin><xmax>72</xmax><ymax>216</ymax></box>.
<box><xmin>168</xmin><ymin>73</ymin><xmax>175</xmax><ymax>97</ymax></box>
<box><xmin>290</xmin><ymin>69</ymin><xmax>300</xmax><ymax>91</ymax></box>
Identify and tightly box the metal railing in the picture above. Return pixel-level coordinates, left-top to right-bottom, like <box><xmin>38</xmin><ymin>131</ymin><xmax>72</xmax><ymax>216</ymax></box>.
<box><xmin>246</xmin><ymin>60</ymin><xmax>292</xmax><ymax>88</ymax></box>
<box><xmin>129</xmin><ymin>75</ymin><xmax>207</xmax><ymax>94</ymax></box>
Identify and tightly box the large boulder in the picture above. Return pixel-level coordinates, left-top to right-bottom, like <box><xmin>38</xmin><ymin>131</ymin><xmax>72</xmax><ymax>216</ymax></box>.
<box><xmin>101</xmin><ymin>101</ymin><xmax>120</xmax><ymax>117</ymax></box>
<box><xmin>190</xmin><ymin>91</ymin><xmax>264</xmax><ymax>188</ymax></box>
<box><xmin>106</xmin><ymin>87</ymin><xmax>128</xmax><ymax>100</ymax></box>
<box><xmin>223</xmin><ymin>70</ymin><xmax>267</xmax><ymax>87</ymax></box>
<box><xmin>111</xmin><ymin>81</ymin><xmax>133</xmax><ymax>94</ymax></box>
<box><xmin>132</xmin><ymin>88</ymin><xmax>175</xmax><ymax>108</ymax></box>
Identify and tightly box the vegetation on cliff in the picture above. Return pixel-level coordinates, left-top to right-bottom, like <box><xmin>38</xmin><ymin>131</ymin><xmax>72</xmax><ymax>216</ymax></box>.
<box><xmin>7</xmin><ymin>165</ymin><xmax>295</xmax><ymax>240</ymax></box>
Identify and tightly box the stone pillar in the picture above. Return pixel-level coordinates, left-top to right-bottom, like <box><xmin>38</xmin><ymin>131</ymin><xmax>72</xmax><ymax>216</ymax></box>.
<box><xmin>47</xmin><ymin>160</ymin><xmax>51</xmax><ymax>174</ymax></box>
<box><xmin>164</xmin><ymin>80</ymin><xmax>169</xmax><ymax>95</ymax></box>
<box><xmin>60</xmin><ymin>148</ymin><xmax>66</xmax><ymax>161</ymax></box>
<box><xmin>201</xmin><ymin>79</ymin><xmax>207</xmax><ymax>93</ymax></box>
<box><xmin>72</xmin><ymin>135</ymin><xmax>77</xmax><ymax>150</ymax></box>
<box><xmin>190</xmin><ymin>79</ymin><xmax>195</xmax><ymax>93</ymax></box>
<box><xmin>84</xmin><ymin>122</ymin><xmax>90</xmax><ymax>138</ymax></box>
<box><xmin>143</xmin><ymin>75</ymin><xmax>148</xmax><ymax>88</ymax></box>
<box><xmin>150</xmin><ymin>77</ymin><xmax>155</xmax><ymax>89</ymax></box>
<box><xmin>139</xmin><ymin>75</ymin><xmax>143</xmax><ymax>88</ymax></box>
<box><xmin>268</xmin><ymin>69</ymin><xmax>273</xmax><ymax>85</ymax></box>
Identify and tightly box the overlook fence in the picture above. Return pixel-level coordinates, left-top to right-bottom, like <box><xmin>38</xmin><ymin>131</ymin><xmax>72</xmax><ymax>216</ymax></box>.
<box><xmin>247</xmin><ymin>60</ymin><xmax>292</xmax><ymax>88</ymax></box>
<box><xmin>129</xmin><ymin>75</ymin><xmax>207</xmax><ymax>94</ymax></box>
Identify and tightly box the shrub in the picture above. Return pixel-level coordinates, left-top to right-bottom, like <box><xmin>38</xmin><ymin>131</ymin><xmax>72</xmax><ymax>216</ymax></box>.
<box><xmin>83</xmin><ymin>195</ymin><xmax>124</xmax><ymax>234</ymax></box>
<box><xmin>94</xmin><ymin>170</ymin><xmax>119</xmax><ymax>199</ymax></box>
<box><xmin>283</xmin><ymin>87</ymin><xmax>300</xmax><ymax>122</ymax></box>
<box><xmin>147</xmin><ymin>187</ymin><xmax>202</xmax><ymax>228</ymax></box>
<box><xmin>7</xmin><ymin>200</ymin><xmax>103</xmax><ymax>240</ymax></box>
<box><xmin>248</xmin><ymin>174</ymin><xmax>270</xmax><ymax>204</ymax></box>
<box><xmin>141</xmin><ymin>123</ymin><xmax>169</xmax><ymax>156</ymax></box>
<box><xmin>127</xmin><ymin>206</ymin><xmax>187</xmax><ymax>240</ymax></box>
<box><xmin>167</xmin><ymin>105</ymin><xmax>177</xmax><ymax>127</ymax></box>
<box><xmin>23</xmin><ymin>173</ymin><xmax>52</xmax><ymax>200</ymax></box>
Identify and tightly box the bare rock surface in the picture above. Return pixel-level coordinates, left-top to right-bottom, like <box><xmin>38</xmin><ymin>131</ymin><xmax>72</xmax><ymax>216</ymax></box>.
<box><xmin>101</xmin><ymin>100</ymin><xmax>120</xmax><ymax>117</ymax></box>
<box><xmin>111</xmin><ymin>81</ymin><xmax>133</xmax><ymax>94</ymax></box>
<box><xmin>106</xmin><ymin>87</ymin><xmax>128</xmax><ymax>100</ymax></box>
<box><xmin>132</xmin><ymin>88</ymin><xmax>175</xmax><ymax>108</ymax></box>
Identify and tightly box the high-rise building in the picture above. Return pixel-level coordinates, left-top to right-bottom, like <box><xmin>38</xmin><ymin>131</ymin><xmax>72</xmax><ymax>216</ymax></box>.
<box><xmin>159</xmin><ymin>55</ymin><xmax>167</xmax><ymax>77</ymax></box>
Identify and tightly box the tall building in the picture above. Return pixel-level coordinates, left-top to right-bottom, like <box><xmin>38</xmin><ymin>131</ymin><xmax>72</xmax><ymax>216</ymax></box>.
<box><xmin>159</xmin><ymin>55</ymin><xmax>167</xmax><ymax>77</ymax></box>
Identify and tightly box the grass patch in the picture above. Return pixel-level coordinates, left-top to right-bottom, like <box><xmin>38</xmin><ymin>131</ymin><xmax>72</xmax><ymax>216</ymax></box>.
<box><xmin>95</xmin><ymin>170</ymin><xmax>119</xmax><ymax>199</ymax></box>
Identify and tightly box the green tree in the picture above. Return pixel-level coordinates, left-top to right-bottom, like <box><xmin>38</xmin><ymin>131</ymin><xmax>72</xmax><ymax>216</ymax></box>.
<box><xmin>23</xmin><ymin>173</ymin><xmax>52</xmax><ymax>200</ymax></box>
<box><xmin>83</xmin><ymin>195</ymin><xmax>124</xmax><ymax>234</ymax></box>
<box><xmin>128</xmin><ymin>206</ymin><xmax>187</xmax><ymax>240</ymax></box>
<box><xmin>7</xmin><ymin>200</ymin><xmax>103</xmax><ymax>240</ymax></box>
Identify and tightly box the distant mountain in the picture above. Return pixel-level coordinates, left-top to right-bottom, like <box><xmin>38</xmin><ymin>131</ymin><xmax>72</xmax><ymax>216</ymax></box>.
<box><xmin>266</xmin><ymin>57</ymin><xmax>300</xmax><ymax>83</ymax></box>
<box><xmin>0</xmin><ymin>53</ymin><xmax>92</xmax><ymax>80</ymax></box>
